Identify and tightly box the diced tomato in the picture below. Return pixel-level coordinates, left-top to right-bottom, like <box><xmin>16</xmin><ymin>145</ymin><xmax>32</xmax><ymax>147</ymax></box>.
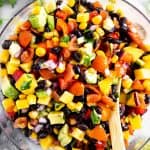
<box><xmin>13</xmin><ymin>69</ymin><xmax>24</xmax><ymax>81</ymax></box>
<box><xmin>68</xmin><ymin>19</ymin><xmax>78</xmax><ymax>33</ymax></box>
<box><xmin>95</xmin><ymin>141</ymin><xmax>105</xmax><ymax>150</ymax></box>
<box><xmin>39</xmin><ymin>69</ymin><xmax>56</xmax><ymax>80</ymax></box>
<box><xmin>59</xmin><ymin>78</ymin><xmax>67</xmax><ymax>90</ymax></box>
<box><xmin>48</xmin><ymin>52</ymin><xmax>58</xmax><ymax>62</ymax></box>
<box><xmin>134</xmin><ymin>107</ymin><xmax>147</xmax><ymax>115</ymax></box>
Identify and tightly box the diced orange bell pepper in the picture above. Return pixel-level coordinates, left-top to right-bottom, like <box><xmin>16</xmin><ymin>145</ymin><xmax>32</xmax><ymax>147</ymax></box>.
<box><xmin>120</xmin><ymin>52</ymin><xmax>133</xmax><ymax>63</ymax></box>
<box><xmin>132</xmin><ymin>80</ymin><xmax>144</xmax><ymax>91</ymax></box>
<box><xmin>61</xmin><ymin>48</ymin><xmax>71</xmax><ymax>59</ymax></box>
<box><xmin>48</xmin><ymin>52</ymin><xmax>58</xmax><ymax>62</ymax></box>
<box><xmin>56</xmin><ymin>10</ymin><xmax>68</xmax><ymax>20</ymax></box>
<box><xmin>87</xmin><ymin>94</ymin><xmax>101</xmax><ymax>106</ymax></box>
<box><xmin>69</xmin><ymin>81</ymin><xmax>84</xmax><ymax>96</ymax></box>
<box><xmin>38</xmin><ymin>42</ymin><xmax>47</xmax><ymax>49</ymax></box>
<box><xmin>68</xmin><ymin>19</ymin><xmax>78</xmax><ymax>33</ymax></box>
<box><xmin>46</xmin><ymin>40</ymin><xmax>54</xmax><ymax>49</ymax></box>
<box><xmin>39</xmin><ymin>69</ymin><xmax>56</xmax><ymax>80</ymax></box>
<box><xmin>64</xmin><ymin>64</ymin><xmax>75</xmax><ymax>82</ymax></box>
<box><xmin>101</xmin><ymin>96</ymin><xmax>115</xmax><ymax>108</ymax></box>
<box><xmin>56</xmin><ymin>18</ymin><xmax>69</xmax><ymax>35</ymax></box>
<box><xmin>87</xmin><ymin>125</ymin><xmax>108</xmax><ymax>142</ymax></box>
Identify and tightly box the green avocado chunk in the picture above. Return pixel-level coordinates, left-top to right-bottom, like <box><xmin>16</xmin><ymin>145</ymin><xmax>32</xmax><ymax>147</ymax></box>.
<box><xmin>47</xmin><ymin>15</ymin><xmax>55</xmax><ymax>31</ymax></box>
<box><xmin>29</xmin><ymin>7</ymin><xmax>47</xmax><ymax>31</ymax></box>
<box><xmin>1</xmin><ymin>76</ymin><xmax>19</xmax><ymax>99</ymax></box>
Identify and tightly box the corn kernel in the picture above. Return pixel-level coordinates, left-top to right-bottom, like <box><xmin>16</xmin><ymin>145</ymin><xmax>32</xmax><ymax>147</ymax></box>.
<box><xmin>79</xmin><ymin>22</ymin><xmax>87</xmax><ymax>30</ymax></box>
<box><xmin>143</xmin><ymin>80</ymin><xmax>150</xmax><ymax>92</ymax></box>
<box><xmin>16</xmin><ymin>99</ymin><xmax>29</xmax><ymax>110</ymax></box>
<box><xmin>106</xmin><ymin>4</ymin><xmax>115</xmax><ymax>12</ymax></box>
<box><xmin>35</xmin><ymin>47</ymin><xmax>46</xmax><ymax>57</ymax></box>
<box><xmin>2</xmin><ymin>98</ymin><xmax>15</xmax><ymax>111</ymax></box>
<box><xmin>32</xmin><ymin>6</ymin><xmax>41</xmax><ymax>15</ymax></box>
<box><xmin>0</xmin><ymin>69</ymin><xmax>7</xmax><ymax>77</ymax></box>
<box><xmin>53</xmin><ymin>30</ymin><xmax>59</xmax><ymax>37</ymax></box>
<box><xmin>96</xmin><ymin>28</ymin><xmax>105</xmax><ymax>37</ymax></box>
<box><xmin>74</xmin><ymin>74</ymin><xmax>79</xmax><ymax>79</ymax></box>
<box><xmin>67</xmin><ymin>0</ymin><xmax>75</xmax><ymax>7</ymax></box>
<box><xmin>27</xmin><ymin>94</ymin><xmax>36</xmax><ymax>105</ymax></box>
<box><xmin>79</xmin><ymin>5</ymin><xmax>87</xmax><ymax>12</ymax></box>
<box><xmin>92</xmin><ymin>15</ymin><xmax>102</xmax><ymax>25</ymax></box>
<box><xmin>29</xmin><ymin>111</ymin><xmax>38</xmax><ymax>119</ymax></box>
<box><xmin>43</xmin><ymin>32</ymin><xmax>53</xmax><ymax>39</ymax></box>
<box><xmin>96</xmin><ymin>50</ymin><xmax>106</xmax><ymax>57</ymax></box>
<box><xmin>30</xmin><ymin>132</ymin><xmax>37</xmax><ymax>140</ymax></box>
<box><xmin>19</xmin><ymin>94</ymin><xmax>26</xmax><ymax>99</ymax></box>
<box><xmin>93</xmin><ymin>32</ymin><xmax>99</xmax><ymax>40</ymax></box>
<box><xmin>77</xmin><ymin>13</ymin><xmax>89</xmax><ymax>22</ymax></box>
<box><xmin>56</xmin><ymin>62</ymin><xmax>66</xmax><ymax>73</ymax></box>
<box><xmin>52</xmin><ymin>37</ymin><xmax>59</xmax><ymax>43</ymax></box>
<box><xmin>111</xmin><ymin>55</ymin><xmax>118</xmax><ymax>63</ymax></box>
<box><xmin>0</xmin><ymin>50</ymin><xmax>9</xmax><ymax>63</ymax></box>
<box><xmin>59</xmin><ymin>42</ymin><xmax>69</xmax><ymax>48</ymax></box>
<box><xmin>116</xmin><ymin>8</ymin><xmax>124</xmax><ymax>17</ymax></box>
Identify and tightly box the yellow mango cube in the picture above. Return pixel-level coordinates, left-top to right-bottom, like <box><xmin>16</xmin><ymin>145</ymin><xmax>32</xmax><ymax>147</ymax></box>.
<box><xmin>67</xmin><ymin>0</ymin><xmax>75</xmax><ymax>7</ymax></box>
<box><xmin>0</xmin><ymin>69</ymin><xmax>7</xmax><ymax>77</ymax></box>
<box><xmin>37</xmin><ymin>96</ymin><xmax>51</xmax><ymax>105</ymax></box>
<box><xmin>39</xmin><ymin>135</ymin><xmax>54</xmax><ymax>150</ymax></box>
<box><xmin>27</xmin><ymin>94</ymin><xmax>36</xmax><ymax>105</ymax></box>
<box><xmin>59</xmin><ymin>91</ymin><xmax>74</xmax><ymax>104</ymax></box>
<box><xmin>9</xmin><ymin>57</ymin><xmax>20</xmax><ymax>66</ymax></box>
<box><xmin>134</xmin><ymin>69</ymin><xmax>150</xmax><ymax>80</ymax></box>
<box><xmin>62</xmin><ymin>5</ymin><xmax>74</xmax><ymax>15</ymax></box>
<box><xmin>0</xmin><ymin>50</ymin><xmax>9</xmax><ymax>63</ymax></box>
<box><xmin>2</xmin><ymin>98</ymin><xmax>15</xmax><ymax>111</ymax></box>
<box><xmin>143</xmin><ymin>80</ymin><xmax>150</xmax><ymax>92</ymax></box>
<box><xmin>6</xmin><ymin>62</ymin><xmax>18</xmax><ymax>75</ymax></box>
<box><xmin>20</xmin><ymin>61</ymin><xmax>33</xmax><ymax>73</ymax></box>
<box><xmin>16</xmin><ymin>99</ymin><xmax>29</xmax><ymax>110</ymax></box>
<box><xmin>70</xmin><ymin>128</ymin><xmax>85</xmax><ymax>141</ymax></box>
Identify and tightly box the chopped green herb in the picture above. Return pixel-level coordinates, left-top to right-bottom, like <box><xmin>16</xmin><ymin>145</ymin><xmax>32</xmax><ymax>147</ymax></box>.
<box><xmin>20</xmin><ymin>80</ymin><xmax>32</xmax><ymax>90</ymax></box>
<box><xmin>8</xmin><ymin>0</ymin><xmax>17</xmax><ymax>7</ymax></box>
<box><xmin>61</xmin><ymin>35</ymin><xmax>70</xmax><ymax>43</ymax></box>
<box><xmin>0</xmin><ymin>19</ymin><xmax>3</xmax><ymax>26</ymax></box>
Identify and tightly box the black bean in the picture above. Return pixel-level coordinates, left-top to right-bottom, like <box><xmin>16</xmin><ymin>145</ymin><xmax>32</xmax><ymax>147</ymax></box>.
<box><xmin>51</xmin><ymin>47</ymin><xmax>62</xmax><ymax>55</ymax></box>
<box><xmin>56</xmin><ymin>0</ymin><xmax>62</xmax><ymax>5</ymax></box>
<box><xmin>35</xmin><ymin>35</ymin><xmax>43</xmax><ymax>44</ymax></box>
<box><xmin>140</xmin><ymin>52</ymin><xmax>150</xmax><ymax>59</ymax></box>
<box><xmin>29</xmin><ymin>104</ymin><xmax>40</xmax><ymax>111</ymax></box>
<box><xmin>109</xmin><ymin>12</ymin><xmax>120</xmax><ymax>20</ymax></box>
<box><xmin>94</xmin><ymin>107</ymin><xmax>101</xmax><ymax>114</ymax></box>
<box><xmin>73</xmin><ymin>65</ymin><xmax>81</xmax><ymax>74</ymax></box>
<box><xmin>38</xmin><ymin>130</ymin><xmax>48</xmax><ymax>138</ymax></box>
<box><xmin>2</xmin><ymin>40</ymin><xmax>12</xmax><ymax>49</ymax></box>
<box><xmin>37</xmin><ymin>80</ymin><xmax>46</xmax><ymax>89</ymax></box>
<box><xmin>104</xmin><ymin>37</ymin><xmax>122</xmax><ymax>44</ymax></box>
<box><xmin>80</xmin><ymin>0</ymin><xmax>87</xmax><ymax>5</ymax></box>
<box><xmin>24</xmin><ymin>128</ymin><xmax>31</xmax><ymax>137</ymax></box>
<box><xmin>145</xmin><ymin>94</ymin><xmax>150</xmax><ymax>104</ymax></box>
<box><xmin>72</xmin><ymin>52</ymin><xmax>81</xmax><ymax>62</ymax></box>
<box><xmin>45</xmin><ymin>26</ymin><xmax>51</xmax><ymax>32</ymax></box>
<box><xmin>76</xmin><ymin>96</ymin><xmax>85</xmax><ymax>102</ymax></box>
<box><xmin>8</xmin><ymin>75</ymin><xmax>15</xmax><ymax>85</ymax></box>
<box><xmin>62</xmin><ymin>107</ymin><xmax>72</xmax><ymax>116</ymax></box>
<box><xmin>32</xmin><ymin>64</ymin><xmax>40</xmax><ymax>70</ymax></box>
<box><xmin>77</xmin><ymin>124</ymin><xmax>88</xmax><ymax>131</ymax></box>
<box><xmin>120</xmin><ymin>104</ymin><xmax>126</xmax><ymax>118</ymax></box>
<box><xmin>121</xmin><ymin>123</ymin><xmax>129</xmax><ymax>131</ymax></box>
<box><xmin>119</xmin><ymin>17</ymin><xmax>128</xmax><ymax>31</ymax></box>
<box><xmin>0</xmin><ymin>63</ymin><xmax>5</xmax><ymax>68</ymax></box>
<box><xmin>79</xmin><ymin>72</ymin><xmax>86</xmax><ymax>83</ymax></box>
<box><xmin>45</xmin><ymin>123</ymin><xmax>53</xmax><ymax>134</ymax></box>
<box><xmin>84</xmin><ymin>88</ymin><xmax>92</xmax><ymax>95</ymax></box>
<box><xmin>84</xmin><ymin>30</ymin><xmax>93</xmax><ymax>39</ymax></box>
<box><xmin>101</xmin><ymin>122</ymin><xmax>110</xmax><ymax>133</ymax></box>
<box><xmin>74</xmin><ymin>30</ymin><xmax>83</xmax><ymax>38</ymax></box>
<box><xmin>86</xmin><ymin>2</ymin><xmax>94</xmax><ymax>11</ymax></box>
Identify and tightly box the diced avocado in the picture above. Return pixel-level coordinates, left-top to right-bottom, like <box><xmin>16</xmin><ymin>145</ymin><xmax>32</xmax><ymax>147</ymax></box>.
<box><xmin>47</xmin><ymin>15</ymin><xmax>55</xmax><ymax>31</ymax></box>
<box><xmin>16</xmin><ymin>99</ymin><xmax>29</xmax><ymax>110</ymax></box>
<box><xmin>85</xmin><ymin>68</ymin><xmax>97</xmax><ymax>84</ymax></box>
<box><xmin>43</xmin><ymin>0</ymin><xmax>56</xmax><ymax>13</ymax></box>
<box><xmin>1</xmin><ymin>76</ymin><xmax>19</xmax><ymax>99</ymax></box>
<box><xmin>48</xmin><ymin>111</ymin><xmax>65</xmax><ymax>125</ymax></box>
<box><xmin>124</xmin><ymin>47</ymin><xmax>144</xmax><ymax>61</ymax></box>
<box><xmin>58</xmin><ymin>124</ymin><xmax>72</xmax><ymax>147</ymax></box>
<box><xmin>29</xmin><ymin>7</ymin><xmax>47</xmax><ymax>31</ymax></box>
<box><xmin>134</xmin><ymin>69</ymin><xmax>150</xmax><ymax>80</ymax></box>
<box><xmin>59</xmin><ymin>91</ymin><xmax>74</xmax><ymax>104</ymax></box>
<box><xmin>70</xmin><ymin>127</ymin><xmax>85</xmax><ymax>141</ymax></box>
<box><xmin>15</xmin><ymin>74</ymin><xmax>37</xmax><ymax>94</ymax></box>
<box><xmin>36</xmin><ymin>90</ymin><xmax>49</xmax><ymax>98</ymax></box>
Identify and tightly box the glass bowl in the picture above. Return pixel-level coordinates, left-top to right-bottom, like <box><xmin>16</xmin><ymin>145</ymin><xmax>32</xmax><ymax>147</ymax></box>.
<box><xmin>0</xmin><ymin>0</ymin><xmax>150</xmax><ymax>150</ymax></box>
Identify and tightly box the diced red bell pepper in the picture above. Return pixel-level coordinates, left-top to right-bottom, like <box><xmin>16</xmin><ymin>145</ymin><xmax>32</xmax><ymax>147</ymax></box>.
<box><xmin>48</xmin><ymin>52</ymin><xmax>58</xmax><ymax>62</ymax></box>
<box><xmin>84</xmin><ymin>109</ymin><xmax>91</xmax><ymax>120</ymax></box>
<box><xmin>95</xmin><ymin>141</ymin><xmax>105</xmax><ymax>150</ymax></box>
<box><xmin>13</xmin><ymin>69</ymin><xmax>24</xmax><ymax>81</ymax></box>
<box><xmin>134</xmin><ymin>107</ymin><xmax>147</xmax><ymax>115</ymax></box>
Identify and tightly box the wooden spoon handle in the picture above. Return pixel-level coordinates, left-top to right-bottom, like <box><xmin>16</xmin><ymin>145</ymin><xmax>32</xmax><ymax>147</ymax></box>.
<box><xmin>109</xmin><ymin>79</ymin><xmax>126</xmax><ymax>150</ymax></box>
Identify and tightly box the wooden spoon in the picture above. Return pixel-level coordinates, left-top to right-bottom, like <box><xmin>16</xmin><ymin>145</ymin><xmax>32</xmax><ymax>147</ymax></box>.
<box><xmin>109</xmin><ymin>79</ymin><xmax>126</xmax><ymax>150</ymax></box>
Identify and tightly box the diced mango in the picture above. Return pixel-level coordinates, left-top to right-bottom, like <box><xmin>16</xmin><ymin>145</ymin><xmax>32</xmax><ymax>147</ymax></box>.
<box><xmin>16</xmin><ymin>99</ymin><xmax>29</xmax><ymax>110</ymax></box>
<box><xmin>39</xmin><ymin>135</ymin><xmax>54</xmax><ymax>150</ymax></box>
<box><xmin>143</xmin><ymin>80</ymin><xmax>150</xmax><ymax>92</ymax></box>
<box><xmin>134</xmin><ymin>69</ymin><xmax>150</xmax><ymax>80</ymax></box>
<box><xmin>67</xmin><ymin>102</ymin><xmax>83</xmax><ymax>112</ymax></box>
<box><xmin>128</xmin><ymin>115</ymin><xmax>142</xmax><ymax>130</ymax></box>
<box><xmin>123</xmin><ymin>130</ymin><xmax>130</xmax><ymax>140</ymax></box>
<box><xmin>6</xmin><ymin>62</ymin><xmax>18</xmax><ymax>75</ymax></box>
<box><xmin>67</xmin><ymin>0</ymin><xmax>75</xmax><ymax>7</ymax></box>
<box><xmin>92</xmin><ymin>15</ymin><xmax>102</xmax><ymax>25</ymax></box>
<box><xmin>77</xmin><ymin>13</ymin><xmax>89</xmax><ymax>22</ymax></box>
<box><xmin>142</xmin><ymin>54</ymin><xmax>150</xmax><ymax>62</ymax></box>
<box><xmin>37</xmin><ymin>96</ymin><xmax>51</xmax><ymax>105</ymax></box>
<box><xmin>124</xmin><ymin>47</ymin><xmax>144</xmax><ymax>61</ymax></box>
<box><xmin>122</xmin><ymin>77</ymin><xmax>133</xmax><ymax>89</ymax></box>
<box><xmin>2</xmin><ymin>98</ymin><xmax>15</xmax><ymax>111</ymax></box>
<box><xmin>9</xmin><ymin>57</ymin><xmax>20</xmax><ymax>66</ymax></box>
<box><xmin>70</xmin><ymin>128</ymin><xmax>85</xmax><ymax>141</ymax></box>
<box><xmin>62</xmin><ymin>5</ymin><xmax>74</xmax><ymax>15</ymax></box>
<box><xmin>27</xmin><ymin>94</ymin><xmax>36</xmax><ymax>105</ymax></box>
<box><xmin>126</xmin><ymin>93</ymin><xmax>136</xmax><ymax>107</ymax></box>
<box><xmin>0</xmin><ymin>69</ymin><xmax>7</xmax><ymax>77</ymax></box>
<box><xmin>20</xmin><ymin>61</ymin><xmax>33</xmax><ymax>73</ymax></box>
<box><xmin>98</xmin><ymin>77</ymin><xmax>113</xmax><ymax>95</ymax></box>
<box><xmin>15</xmin><ymin>74</ymin><xmax>37</xmax><ymax>94</ymax></box>
<box><xmin>59</xmin><ymin>91</ymin><xmax>74</xmax><ymax>104</ymax></box>
<box><xmin>0</xmin><ymin>50</ymin><xmax>9</xmax><ymax>63</ymax></box>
